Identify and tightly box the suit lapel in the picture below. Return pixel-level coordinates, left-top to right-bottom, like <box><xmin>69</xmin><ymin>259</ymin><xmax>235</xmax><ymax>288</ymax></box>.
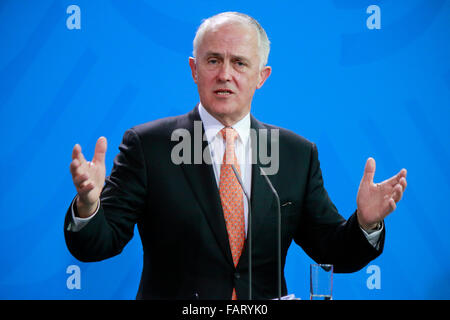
<box><xmin>178</xmin><ymin>106</ymin><xmax>234</xmax><ymax>267</ymax></box>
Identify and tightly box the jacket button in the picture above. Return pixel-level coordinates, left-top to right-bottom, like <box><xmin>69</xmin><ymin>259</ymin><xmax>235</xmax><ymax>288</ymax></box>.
<box><xmin>234</xmin><ymin>272</ymin><xmax>241</xmax><ymax>279</ymax></box>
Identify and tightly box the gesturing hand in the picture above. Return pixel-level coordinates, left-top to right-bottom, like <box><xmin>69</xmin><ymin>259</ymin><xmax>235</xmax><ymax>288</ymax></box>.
<box><xmin>356</xmin><ymin>158</ymin><xmax>407</xmax><ymax>230</ymax></box>
<box><xmin>69</xmin><ymin>137</ymin><xmax>107</xmax><ymax>218</ymax></box>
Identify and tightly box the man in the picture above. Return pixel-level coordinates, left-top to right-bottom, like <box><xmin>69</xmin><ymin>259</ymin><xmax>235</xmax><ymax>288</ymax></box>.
<box><xmin>65</xmin><ymin>12</ymin><xmax>407</xmax><ymax>299</ymax></box>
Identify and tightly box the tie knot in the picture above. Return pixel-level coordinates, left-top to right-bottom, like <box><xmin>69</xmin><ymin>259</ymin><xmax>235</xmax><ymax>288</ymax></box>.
<box><xmin>220</xmin><ymin>127</ymin><xmax>239</xmax><ymax>143</ymax></box>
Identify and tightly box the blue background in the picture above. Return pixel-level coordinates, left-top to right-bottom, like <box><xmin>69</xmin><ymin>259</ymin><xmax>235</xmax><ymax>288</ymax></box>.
<box><xmin>0</xmin><ymin>0</ymin><xmax>449</xmax><ymax>299</ymax></box>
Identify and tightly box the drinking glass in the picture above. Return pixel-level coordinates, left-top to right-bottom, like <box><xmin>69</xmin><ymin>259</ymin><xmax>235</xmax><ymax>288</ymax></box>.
<box><xmin>310</xmin><ymin>264</ymin><xmax>333</xmax><ymax>300</ymax></box>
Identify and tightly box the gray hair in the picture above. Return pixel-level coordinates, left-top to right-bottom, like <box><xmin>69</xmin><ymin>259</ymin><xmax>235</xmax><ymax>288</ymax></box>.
<box><xmin>192</xmin><ymin>12</ymin><xmax>271</xmax><ymax>70</ymax></box>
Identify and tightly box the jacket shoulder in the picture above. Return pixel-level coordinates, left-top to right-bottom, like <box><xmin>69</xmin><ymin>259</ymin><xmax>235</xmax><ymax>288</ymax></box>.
<box><xmin>124</xmin><ymin>109</ymin><xmax>196</xmax><ymax>145</ymax></box>
<box><xmin>258</xmin><ymin>121</ymin><xmax>315</xmax><ymax>152</ymax></box>
<box><xmin>132</xmin><ymin>114</ymin><xmax>190</xmax><ymax>137</ymax></box>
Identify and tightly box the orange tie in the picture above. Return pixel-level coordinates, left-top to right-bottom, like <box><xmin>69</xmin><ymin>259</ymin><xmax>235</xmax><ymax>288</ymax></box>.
<box><xmin>219</xmin><ymin>127</ymin><xmax>245</xmax><ymax>300</ymax></box>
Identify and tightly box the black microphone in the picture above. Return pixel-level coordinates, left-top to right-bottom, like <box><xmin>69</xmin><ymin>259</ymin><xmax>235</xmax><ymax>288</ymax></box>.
<box><xmin>259</xmin><ymin>166</ymin><xmax>282</xmax><ymax>300</ymax></box>
<box><xmin>231</xmin><ymin>164</ymin><xmax>252</xmax><ymax>300</ymax></box>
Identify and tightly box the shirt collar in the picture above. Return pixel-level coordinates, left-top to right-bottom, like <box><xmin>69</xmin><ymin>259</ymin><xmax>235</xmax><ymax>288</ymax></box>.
<box><xmin>198</xmin><ymin>103</ymin><xmax>251</xmax><ymax>145</ymax></box>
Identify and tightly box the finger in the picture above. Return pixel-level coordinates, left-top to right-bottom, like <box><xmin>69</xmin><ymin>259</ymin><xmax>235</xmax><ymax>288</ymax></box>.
<box><xmin>362</xmin><ymin>157</ymin><xmax>376</xmax><ymax>184</ymax></box>
<box><xmin>93</xmin><ymin>136</ymin><xmax>107</xmax><ymax>165</ymax></box>
<box><xmin>72</xmin><ymin>144</ymin><xmax>81</xmax><ymax>160</ymax></box>
<box><xmin>392</xmin><ymin>184</ymin><xmax>403</xmax><ymax>203</ymax></box>
<box><xmin>399</xmin><ymin>168</ymin><xmax>407</xmax><ymax>178</ymax></box>
<box><xmin>70</xmin><ymin>158</ymin><xmax>89</xmax><ymax>178</ymax></box>
<box><xmin>78</xmin><ymin>182</ymin><xmax>96</xmax><ymax>195</ymax></box>
<box><xmin>78</xmin><ymin>148</ymin><xmax>88</xmax><ymax>165</ymax></box>
<box><xmin>73</xmin><ymin>173</ymin><xmax>89</xmax><ymax>187</ymax></box>
<box><xmin>399</xmin><ymin>177</ymin><xmax>407</xmax><ymax>191</ymax></box>
<box><xmin>70</xmin><ymin>158</ymin><xmax>88</xmax><ymax>178</ymax></box>
<box><xmin>79</xmin><ymin>179</ymin><xmax>95</xmax><ymax>191</ymax></box>
<box><xmin>384</xmin><ymin>169</ymin><xmax>406</xmax><ymax>187</ymax></box>
<box><xmin>388</xmin><ymin>198</ymin><xmax>397</xmax><ymax>212</ymax></box>
<box><xmin>70</xmin><ymin>158</ymin><xmax>81</xmax><ymax>176</ymax></box>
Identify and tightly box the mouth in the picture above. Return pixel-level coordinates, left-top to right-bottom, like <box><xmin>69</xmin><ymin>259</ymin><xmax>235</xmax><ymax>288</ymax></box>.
<box><xmin>213</xmin><ymin>88</ymin><xmax>234</xmax><ymax>96</ymax></box>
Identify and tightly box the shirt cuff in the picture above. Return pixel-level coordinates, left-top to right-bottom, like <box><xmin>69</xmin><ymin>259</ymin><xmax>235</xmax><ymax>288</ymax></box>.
<box><xmin>66</xmin><ymin>196</ymin><xmax>100</xmax><ymax>232</ymax></box>
<box><xmin>360</xmin><ymin>221</ymin><xmax>384</xmax><ymax>249</ymax></box>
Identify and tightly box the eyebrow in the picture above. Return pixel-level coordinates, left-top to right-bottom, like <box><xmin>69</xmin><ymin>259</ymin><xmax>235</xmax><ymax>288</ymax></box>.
<box><xmin>204</xmin><ymin>51</ymin><xmax>252</xmax><ymax>65</ymax></box>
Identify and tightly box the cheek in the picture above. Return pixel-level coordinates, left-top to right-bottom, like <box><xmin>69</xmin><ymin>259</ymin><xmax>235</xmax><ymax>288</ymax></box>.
<box><xmin>197</xmin><ymin>71</ymin><xmax>215</xmax><ymax>88</ymax></box>
<box><xmin>239</xmin><ymin>75</ymin><xmax>259</xmax><ymax>94</ymax></box>
<box><xmin>195</xmin><ymin>76</ymin><xmax>211</xmax><ymax>93</ymax></box>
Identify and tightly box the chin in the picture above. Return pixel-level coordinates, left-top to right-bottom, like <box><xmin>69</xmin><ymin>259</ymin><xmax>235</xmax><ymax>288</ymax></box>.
<box><xmin>216</xmin><ymin>106</ymin><xmax>241</xmax><ymax>118</ymax></box>
<box><xmin>202</xmin><ymin>98</ymin><xmax>249</xmax><ymax>122</ymax></box>
<box><xmin>204</xmin><ymin>100</ymin><xmax>233</xmax><ymax>114</ymax></box>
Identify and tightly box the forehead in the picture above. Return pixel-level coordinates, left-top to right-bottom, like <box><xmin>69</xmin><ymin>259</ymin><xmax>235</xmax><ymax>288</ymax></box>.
<box><xmin>197</xmin><ymin>21</ymin><xmax>259</xmax><ymax>58</ymax></box>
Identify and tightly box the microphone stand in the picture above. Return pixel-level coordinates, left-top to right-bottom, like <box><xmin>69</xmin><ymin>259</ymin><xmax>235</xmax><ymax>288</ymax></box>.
<box><xmin>232</xmin><ymin>165</ymin><xmax>282</xmax><ymax>301</ymax></box>
<box><xmin>259</xmin><ymin>167</ymin><xmax>282</xmax><ymax>300</ymax></box>
<box><xmin>231</xmin><ymin>165</ymin><xmax>252</xmax><ymax>300</ymax></box>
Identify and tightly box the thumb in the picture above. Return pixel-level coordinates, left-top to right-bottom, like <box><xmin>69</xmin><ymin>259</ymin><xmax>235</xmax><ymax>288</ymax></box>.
<box><xmin>362</xmin><ymin>157</ymin><xmax>376</xmax><ymax>184</ymax></box>
<box><xmin>92</xmin><ymin>136</ymin><xmax>107</xmax><ymax>164</ymax></box>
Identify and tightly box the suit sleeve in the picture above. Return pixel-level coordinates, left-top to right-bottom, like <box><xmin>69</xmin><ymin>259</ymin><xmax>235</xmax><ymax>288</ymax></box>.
<box><xmin>294</xmin><ymin>143</ymin><xmax>384</xmax><ymax>273</ymax></box>
<box><xmin>64</xmin><ymin>129</ymin><xmax>148</xmax><ymax>262</ymax></box>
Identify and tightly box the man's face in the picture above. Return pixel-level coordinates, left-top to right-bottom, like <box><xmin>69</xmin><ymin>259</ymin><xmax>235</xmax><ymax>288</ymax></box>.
<box><xmin>189</xmin><ymin>21</ymin><xmax>271</xmax><ymax>126</ymax></box>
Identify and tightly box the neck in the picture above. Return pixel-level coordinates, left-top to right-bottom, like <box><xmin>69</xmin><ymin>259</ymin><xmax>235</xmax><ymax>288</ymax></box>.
<box><xmin>207</xmin><ymin>109</ymin><xmax>250</xmax><ymax>127</ymax></box>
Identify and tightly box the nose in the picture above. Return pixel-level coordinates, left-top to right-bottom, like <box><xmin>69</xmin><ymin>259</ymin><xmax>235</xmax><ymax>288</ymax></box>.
<box><xmin>217</xmin><ymin>61</ymin><xmax>232</xmax><ymax>82</ymax></box>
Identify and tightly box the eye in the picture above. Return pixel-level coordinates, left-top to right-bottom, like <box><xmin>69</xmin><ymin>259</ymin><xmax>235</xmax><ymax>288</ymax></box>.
<box><xmin>233</xmin><ymin>60</ymin><xmax>248</xmax><ymax>69</ymax></box>
<box><xmin>208</xmin><ymin>58</ymin><xmax>219</xmax><ymax>65</ymax></box>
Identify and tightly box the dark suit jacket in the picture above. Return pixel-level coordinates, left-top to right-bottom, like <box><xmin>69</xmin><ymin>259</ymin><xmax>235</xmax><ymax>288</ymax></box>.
<box><xmin>64</xmin><ymin>106</ymin><xmax>384</xmax><ymax>299</ymax></box>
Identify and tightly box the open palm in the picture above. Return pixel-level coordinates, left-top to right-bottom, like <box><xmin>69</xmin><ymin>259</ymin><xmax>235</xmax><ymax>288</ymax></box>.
<box><xmin>356</xmin><ymin>158</ymin><xmax>407</xmax><ymax>230</ymax></box>
<box><xmin>69</xmin><ymin>137</ymin><xmax>107</xmax><ymax>217</ymax></box>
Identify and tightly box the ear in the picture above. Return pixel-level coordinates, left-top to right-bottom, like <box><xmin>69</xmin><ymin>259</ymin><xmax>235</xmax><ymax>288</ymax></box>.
<box><xmin>189</xmin><ymin>57</ymin><xmax>198</xmax><ymax>83</ymax></box>
<box><xmin>256</xmin><ymin>66</ymin><xmax>272</xmax><ymax>89</ymax></box>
